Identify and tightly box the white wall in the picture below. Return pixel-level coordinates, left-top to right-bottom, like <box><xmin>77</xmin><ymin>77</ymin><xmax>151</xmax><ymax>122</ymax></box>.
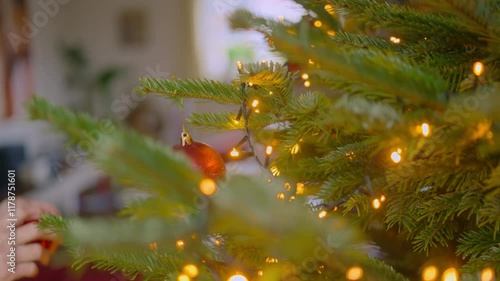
<box><xmin>28</xmin><ymin>0</ymin><xmax>197</xmax><ymax>144</ymax></box>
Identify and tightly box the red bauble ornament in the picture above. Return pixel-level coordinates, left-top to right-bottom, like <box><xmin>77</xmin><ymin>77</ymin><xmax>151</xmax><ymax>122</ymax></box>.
<box><xmin>173</xmin><ymin>131</ymin><xmax>226</xmax><ymax>179</ymax></box>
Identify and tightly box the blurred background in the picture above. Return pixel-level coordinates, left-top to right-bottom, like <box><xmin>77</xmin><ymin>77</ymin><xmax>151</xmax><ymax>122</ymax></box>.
<box><xmin>0</xmin><ymin>0</ymin><xmax>305</xmax><ymax>213</ymax></box>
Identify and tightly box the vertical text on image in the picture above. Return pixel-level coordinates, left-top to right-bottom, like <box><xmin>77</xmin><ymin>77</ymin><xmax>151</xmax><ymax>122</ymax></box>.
<box><xmin>6</xmin><ymin>170</ymin><xmax>17</xmax><ymax>274</ymax></box>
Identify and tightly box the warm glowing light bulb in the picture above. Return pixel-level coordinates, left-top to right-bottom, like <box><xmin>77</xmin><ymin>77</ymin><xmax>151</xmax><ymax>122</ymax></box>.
<box><xmin>258</xmin><ymin>270</ymin><xmax>263</xmax><ymax>276</ymax></box>
<box><xmin>422</xmin><ymin>265</ymin><xmax>438</xmax><ymax>281</ymax></box>
<box><xmin>301</xmin><ymin>73</ymin><xmax>309</xmax><ymax>80</ymax></box>
<box><xmin>278</xmin><ymin>16</ymin><xmax>284</xmax><ymax>22</ymax></box>
<box><xmin>228</xmin><ymin>274</ymin><xmax>248</xmax><ymax>281</ymax></box>
<box><xmin>177</xmin><ymin>274</ymin><xmax>190</xmax><ymax>281</ymax></box>
<box><xmin>481</xmin><ymin>268</ymin><xmax>494</xmax><ymax>281</ymax></box>
<box><xmin>308</xmin><ymin>59</ymin><xmax>314</xmax><ymax>65</ymax></box>
<box><xmin>296</xmin><ymin>182</ymin><xmax>305</xmax><ymax>194</ymax></box>
<box><xmin>314</xmin><ymin>20</ymin><xmax>322</xmax><ymax>27</ymax></box>
<box><xmin>248</xmin><ymin>82</ymin><xmax>254</xmax><ymax>87</ymax></box>
<box><xmin>380</xmin><ymin>195</ymin><xmax>386</xmax><ymax>202</ymax></box>
<box><xmin>291</xmin><ymin>143</ymin><xmax>300</xmax><ymax>154</ymax></box>
<box><xmin>304</xmin><ymin>81</ymin><xmax>311</xmax><ymax>87</ymax></box>
<box><xmin>149</xmin><ymin>242</ymin><xmax>158</xmax><ymax>250</ymax></box>
<box><xmin>251</xmin><ymin>99</ymin><xmax>259</xmax><ymax>107</ymax></box>
<box><xmin>318</xmin><ymin>210</ymin><xmax>327</xmax><ymax>219</ymax></box>
<box><xmin>269</xmin><ymin>91</ymin><xmax>273</xmax><ymax>95</ymax></box>
<box><xmin>199</xmin><ymin>178</ymin><xmax>217</xmax><ymax>196</ymax></box>
<box><xmin>176</xmin><ymin>240</ymin><xmax>185</xmax><ymax>249</ymax></box>
<box><xmin>266</xmin><ymin>146</ymin><xmax>273</xmax><ymax>155</ymax></box>
<box><xmin>277</xmin><ymin>193</ymin><xmax>285</xmax><ymax>200</ymax></box>
<box><xmin>236</xmin><ymin>60</ymin><xmax>242</xmax><ymax>69</ymax></box>
<box><xmin>324</xmin><ymin>4</ymin><xmax>335</xmax><ymax>14</ymax></box>
<box><xmin>391</xmin><ymin>151</ymin><xmax>402</xmax><ymax>163</ymax></box>
<box><xmin>421</xmin><ymin>123</ymin><xmax>431</xmax><ymax>137</ymax></box>
<box><xmin>327</xmin><ymin>30</ymin><xmax>336</xmax><ymax>36</ymax></box>
<box><xmin>183</xmin><ymin>264</ymin><xmax>199</xmax><ymax>278</ymax></box>
<box><xmin>442</xmin><ymin>268</ymin><xmax>458</xmax><ymax>281</ymax></box>
<box><xmin>390</xmin><ymin>36</ymin><xmax>401</xmax><ymax>44</ymax></box>
<box><xmin>372</xmin><ymin>198</ymin><xmax>381</xmax><ymax>209</ymax></box>
<box><xmin>270</xmin><ymin>166</ymin><xmax>280</xmax><ymax>176</ymax></box>
<box><xmin>473</xmin><ymin>61</ymin><xmax>484</xmax><ymax>76</ymax></box>
<box><xmin>230</xmin><ymin>148</ymin><xmax>239</xmax><ymax>157</ymax></box>
<box><xmin>346</xmin><ymin>266</ymin><xmax>363</xmax><ymax>280</ymax></box>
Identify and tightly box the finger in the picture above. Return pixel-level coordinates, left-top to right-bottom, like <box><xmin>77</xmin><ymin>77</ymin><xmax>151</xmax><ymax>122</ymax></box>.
<box><xmin>16</xmin><ymin>223</ymin><xmax>58</xmax><ymax>244</ymax></box>
<box><xmin>17</xmin><ymin>200</ymin><xmax>60</xmax><ymax>223</ymax></box>
<box><xmin>17</xmin><ymin>243</ymin><xmax>50</xmax><ymax>264</ymax></box>
<box><xmin>12</xmin><ymin>262</ymin><xmax>38</xmax><ymax>279</ymax></box>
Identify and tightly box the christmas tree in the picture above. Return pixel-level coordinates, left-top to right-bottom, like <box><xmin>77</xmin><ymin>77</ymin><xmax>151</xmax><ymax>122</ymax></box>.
<box><xmin>28</xmin><ymin>0</ymin><xmax>500</xmax><ymax>280</ymax></box>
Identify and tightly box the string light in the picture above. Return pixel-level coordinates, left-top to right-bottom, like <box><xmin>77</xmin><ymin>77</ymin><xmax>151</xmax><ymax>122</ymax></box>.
<box><xmin>309</xmin><ymin>59</ymin><xmax>314</xmax><ymax>65</ymax></box>
<box><xmin>228</xmin><ymin>274</ymin><xmax>248</xmax><ymax>281</ymax></box>
<box><xmin>327</xmin><ymin>30</ymin><xmax>336</xmax><ymax>36</ymax></box>
<box><xmin>265</xmin><ymin>146</ymin><xmax>273</xmax><ymax>166</ymax></box>
<box><xmin>236</xmin><ymin>60</ymin><xmax>243</xmax><ymax>70</ymax></box>
<box><xmin>278</xmin><ymin>15</ymin><xmax>284</xmax><ymax>22</ymax></box>
<box><xmin>258</xmin><ymin>270</ymin><xmax>263</xmax><ymax>276</ymax></box>
<box><xmin>314</xmin><ymin>20</ymin><xmax>322</xmax><ymax>27</ymax></box>
<box><xmin>380</xmin><ymin>195</ymin><xmax>386</xmax><ymax>202</ymax></box>
<box><xmin>391</xmin><ymin>149</ymin><xmax>402</xmax><ymax>163</ymax></box>
<box><xmin>214</xmin><ymin>239</ymin><xmax>222</xmax><ymax>246</ymax></box>
<box><xmin>230</xmin><ymin>148</ymin><xmax>240</xmax><ymax>157</ymax></box>
<box><xmin>442</xmin><ymin>268</ymin><xmax>458</xmax><ymax>281</ymax></box>
<box><xmin>248</xmin><ymin>82</ymin><xmax>254</xmax><ymax>87</ymax></box>
<box><xmin>346</xmin><ymin>266</ymin><xmax>363</xmax><ymax>280</ymax></box>
<box><xmin>176</xmin><ymin>240</ymin><xmax>185</xmax><ymax>249</ymax></box>
<box><xmin>324</xmin><ymin>4</ymin><xmax>335</xmax><ymax>14</ymax></box>
<box><xmin>149</xmin><ymin>242</ymin><xmax>158</xmax><ymax>250</ymax></box>
<box><xmin>199</xmin><ymin>178</ymin><xmax>217</xmax><ymax>196</ymax></box>
<box><xmin>251</xmin><ymin>99</ymin><xmax>259</xmax><ymax>108</ymax></box>
<box><xmin>473</xmin><ymin>61</ymin><xmax>484</xmax><ymax>76</ymax></box>
<box><xmin>390</xmin><ymin>36</ymin><xmax>401</xmax><ymax>44</ymax></box>
<box><xmin>296</xmin><ymin>182</ymin><xmax>305</xmax><ymax>194</ymax></box>
<box><xmin>177</xmin><ymin>274</ymin><xmax>190</xmax><ymax>281</ymax></box>
<box><xmin>421</xmin><ymin>123</ymin><xmax>431</xmax><ymax>137</ymax></box>
<box><xmin>291</xmin><ymin>143</ymin><xmax>300</xmax><ymax>154</ymax></box>
<box><xmin>481</xmin><ymin>268</ymin><xmax>494</xmax><ymax>281</ymax></box>
<box><xmin>276</xmin><ymin>192</ymin><xmax>285</xmax><ymax>200</ymax></box>
<box><xmin>270</xmin><ymin>166</ymin><xmax>280</xmax><ymax>176</ymax></box>
<box><xmin>284</xmin><ymin>182</ymin><xmax>291</xmax><ymax>191</ymax></box>
<box><xmin>301</xmin><ymin>73</ymin><xmax>309</xmax><ymax>80</ymax></box>
<box><xmin>422</xmin><ymin>265</ymin><xmax>438</xmax><ymax>281</ymax></box>
<box><xmin>304</xmin><ymin>81</ymin><xmax>311</xmax><ymax>87</ymax></box>
<box><xmin>254</xmin><ymin>109</ymin><xmax>260</xmax><ymax>113</ymax></box>
<box><xmin>266</xmin><ymin>146</ymin><xmax>273</xmax><ymax>155</ymax></box>
<box><xmin>266</xmin><ymin>257</ymin><xmax>279</xmax><ymax>263</ymax></box>
<box><xmin>318</xmin><ymin>210</ymin><xmax>327</xmax><ymax>219</ymax></box>
<box><xmin>269</xmin><ymin>91</ymin><xmax>273</xmax><ymax>95</ymax></box>
<box><xmin>372</xmin><ymin>198</ymin><xmax>381</xmax><ymax>209</ymax></box>
<box><xmin>183</xmin><ymin>264</ymin><xmax>199</xmax><ymax>278</ymax></box>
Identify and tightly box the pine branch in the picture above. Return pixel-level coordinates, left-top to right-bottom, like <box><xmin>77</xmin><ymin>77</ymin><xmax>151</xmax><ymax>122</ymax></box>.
<box><xmin>187</xmin><ymin>112</ymin><xmax>279</xmax><ymax>131</ymax></box>
<box><xmin>136</xmin><ymin>77</ymin><xmax>244</xmax><ymax>104</ymax></box>
<box><xmin>328</xmin><ymin>0</ymin><xmax>479</xmax><ymax>45</ymax></box>
<box><xmin>268</xmin><ymin>21</ymin><xmax>449</xmax><ymax>108</ymax></box>
<box><xmin>72</xmin><ymin>250</ymin><xmax>182</xmax><ymax>281</ymax></box>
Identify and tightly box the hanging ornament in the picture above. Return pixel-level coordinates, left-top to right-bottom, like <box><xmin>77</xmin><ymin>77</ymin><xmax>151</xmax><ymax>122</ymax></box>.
<box><xmin>173</xmin><ymin>130</ymin><xmax>226</xmax><ymax>180</ymax></box>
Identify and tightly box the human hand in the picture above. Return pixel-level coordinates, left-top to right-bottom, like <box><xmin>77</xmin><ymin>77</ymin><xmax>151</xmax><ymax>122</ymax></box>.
<box><xmin>0</xmin><ymin>197</ymin><xmax>61</xmax><ymax>281</ymax></box>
